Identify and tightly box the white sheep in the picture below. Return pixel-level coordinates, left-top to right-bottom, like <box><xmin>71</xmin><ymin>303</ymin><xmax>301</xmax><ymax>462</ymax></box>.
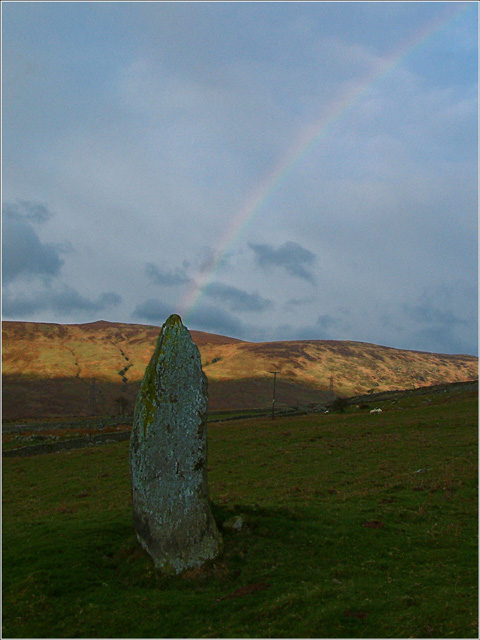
<box><xmin>370</xmin><ymin>408</ymin><xmax>383</xmax><ymax>414</ymax></box>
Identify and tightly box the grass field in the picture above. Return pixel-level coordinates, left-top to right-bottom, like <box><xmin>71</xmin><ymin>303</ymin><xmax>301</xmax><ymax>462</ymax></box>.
<box><xmin>2</xmin><ymin>388</ymin><xmax>478</xmax><ymax>638</ymax></box>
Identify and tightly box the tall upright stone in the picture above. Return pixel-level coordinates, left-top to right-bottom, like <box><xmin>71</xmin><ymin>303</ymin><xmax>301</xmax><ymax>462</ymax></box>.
<box><xmin>130</xmin><ymin>314</ymin><xmax>222</xmax><ymax>573</ymax></box>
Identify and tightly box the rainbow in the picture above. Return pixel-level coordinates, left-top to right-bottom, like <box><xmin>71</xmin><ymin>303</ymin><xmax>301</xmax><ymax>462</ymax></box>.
<box><xmin>180</xmin><ymin>2</ymin><xmax>474</xmax><ymax>323</ymax></box>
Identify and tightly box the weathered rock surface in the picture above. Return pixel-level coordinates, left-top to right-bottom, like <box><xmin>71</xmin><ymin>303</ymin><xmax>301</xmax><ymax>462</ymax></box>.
<box><xmin>130</xmin><ymin>314</ymin><xmax>222</xmax><ymax>573</ymax></box>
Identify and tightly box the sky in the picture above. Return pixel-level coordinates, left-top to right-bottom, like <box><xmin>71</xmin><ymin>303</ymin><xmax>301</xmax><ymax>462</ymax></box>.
<box><xmin>2</xmin><ymin>1</ymin><xmax>478</xmax><ymax>355</ymax></box>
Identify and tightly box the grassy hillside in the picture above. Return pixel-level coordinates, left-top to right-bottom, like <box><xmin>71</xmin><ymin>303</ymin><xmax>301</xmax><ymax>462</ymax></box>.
<box><xmin>2</xmin><ymin>386</ymin><xmax>477</xmax><ymax>637</ymax></box>
<box><xmin>2</xmin><ymin>320</ymin><xmax>477</xmax><ymax>420</ymax></box>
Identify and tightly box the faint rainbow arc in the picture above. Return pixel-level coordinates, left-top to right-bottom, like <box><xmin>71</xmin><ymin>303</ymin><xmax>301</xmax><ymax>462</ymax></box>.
<box><xmin>180</xmin><ymin>2</ymin><xmax>473</xmax><ymax>323</ymax></box>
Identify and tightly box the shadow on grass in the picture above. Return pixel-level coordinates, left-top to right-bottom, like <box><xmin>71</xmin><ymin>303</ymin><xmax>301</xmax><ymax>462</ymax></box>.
<box><xmin>3</xmin><ymin>496</ymin><xmax>478</xmax><ymax>638</ymax></box>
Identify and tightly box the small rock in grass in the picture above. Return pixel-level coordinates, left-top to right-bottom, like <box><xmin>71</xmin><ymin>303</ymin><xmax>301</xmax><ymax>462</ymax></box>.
<box><xmin>222</xmin><ymin>515</ymin><xmax>245</xmax><ymax>531</ymax></box>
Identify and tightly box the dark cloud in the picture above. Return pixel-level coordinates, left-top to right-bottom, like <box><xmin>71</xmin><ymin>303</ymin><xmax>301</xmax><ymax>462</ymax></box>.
<box><xmin>3</xmin><ymin>199</ymin><xmax>53</xmax><ymax>223</ymax></box>
<box><xmin>2</xmin><ymin>288</ymin><xmax>122</xmax><ymax>317</ymax></box>
<box><xmin>2</xmin><ymin>202</ymin><xmax>65</xmax><ymax>283</ymax></box>
<box><xmin>203</xmin><ymin>281</ymin><xmax>272</xmax><ymax>313</ymax></box>
<box><xmin>187</xmin><ymin>303</ymin><xmax>246</xmax><ymax>338</ymax></box>
<box><xmin>133</xmin><ymin>299</ymin><xmax>176</xmax><ymax>323</ymax></box>
<box><xmin>96</xmin><ymin>293</ymin><xmax>122</xmax><ymax>309</ymax></box>
<box><xmin>145</xmin><ymin>262</ymin><xmax>192</xmax><ymax>287</ymax></box>
<box><xmin>133</xmin><ymin>298</ymin><xmax>246</xmax><ymax>338</ymax></box>
<box><xmin>403</xmin><ymin>293</ymin><xmax>474</xmax><ymax>355</ymax></box>
<box><xmin>256</xmin><ymin>311</ymin><xmax>350</xmax><ymax>342</ymax></box>
<box><xmin>409</xmin><ymin>325</ymin><xmax>474</xmax><ymax>356</ymax></box>
<box><xmin>313</xmin><ymin>313</ymin><xmax>355</xmax><ymax>341</ymax></box>
<box><xmin>405</xmin><ymin>301</ymin><xmax>466</xmax><ymax>329</ymax></box>
<box><xmin>400</xmin><ymin>282</ymin><xmax>478</xmax><ymax>355</ymax></box>
<box><xmin>249</xmin><ymin>241</ymin><xmax>316</xmax><ymax>283</ymax></box>
<box><xmin>316</xmin><ymin>314</ymin><xmax>340</xmax><ymax>331</ymax></box>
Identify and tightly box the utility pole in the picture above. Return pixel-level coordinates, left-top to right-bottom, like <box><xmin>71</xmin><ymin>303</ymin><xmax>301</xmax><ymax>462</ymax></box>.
<box><xmin>270</xmin><ymin>371</ymin><xmax>279</xmax><ymax>419</ymax></box>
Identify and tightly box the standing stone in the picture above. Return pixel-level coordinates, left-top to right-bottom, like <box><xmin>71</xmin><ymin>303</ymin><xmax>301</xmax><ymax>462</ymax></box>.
<box><xmin>130</xmin><ymin>314</ymin><xmax>222</xmax><ymax>573</ymax></box>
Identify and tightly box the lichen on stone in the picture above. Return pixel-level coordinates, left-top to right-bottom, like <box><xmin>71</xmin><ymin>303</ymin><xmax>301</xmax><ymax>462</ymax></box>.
<box><xmin>130</xmin><ymin>314</ymin><xmax>222</xmax><ymax>573</ymax></box>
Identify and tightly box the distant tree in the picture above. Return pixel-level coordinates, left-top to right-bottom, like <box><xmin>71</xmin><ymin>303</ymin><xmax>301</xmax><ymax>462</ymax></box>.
<box><xmin>115</xmin><ymin>395</ymin><xmax>130</xmax><ymax>417</ymax></box>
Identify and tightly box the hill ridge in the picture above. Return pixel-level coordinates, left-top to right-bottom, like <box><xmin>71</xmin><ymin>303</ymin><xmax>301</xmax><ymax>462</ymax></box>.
<box><xmin>5</xmin><ymin>319</ymin><xmax>476</xmax><ymax>357</ymax></box>
<box><xmin>2</xmin><ymin>320</ymin><xmax>477</xmax><ymax>420</ymax></box>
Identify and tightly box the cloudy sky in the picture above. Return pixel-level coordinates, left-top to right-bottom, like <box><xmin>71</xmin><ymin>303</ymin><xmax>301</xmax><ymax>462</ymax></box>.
<box><xmin>2</xmin><ymin>1</ymin><xmax>478</xmax><ymax>355</ymax></box>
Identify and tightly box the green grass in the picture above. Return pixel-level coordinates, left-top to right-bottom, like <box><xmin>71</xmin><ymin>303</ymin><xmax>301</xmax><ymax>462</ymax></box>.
<box><xmin>2</xmin><ymin>391</ymin><xmax>478</xmax><ymax>637</ymax></box>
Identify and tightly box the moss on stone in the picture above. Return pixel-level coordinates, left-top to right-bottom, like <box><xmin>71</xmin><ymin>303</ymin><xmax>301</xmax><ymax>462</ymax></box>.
<box><xmin>130</xmin><ymin>314</ymin><xmax>222</xmax><ymax>574</ymax></box>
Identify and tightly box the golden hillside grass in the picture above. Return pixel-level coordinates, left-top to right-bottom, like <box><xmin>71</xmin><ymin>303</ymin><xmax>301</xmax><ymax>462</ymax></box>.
<box><xmin>2</xmin><ymin>320</ymin><xmax>477</xmax><ymax>420</ymax></box>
